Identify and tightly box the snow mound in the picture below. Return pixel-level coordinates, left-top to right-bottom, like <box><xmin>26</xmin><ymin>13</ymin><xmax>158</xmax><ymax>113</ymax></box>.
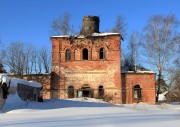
<box><xmin>10</xmin><ymin>78</ymin><xmax>42</xmax><ymax>88</ymax></box>
<box><xmin>68</xmin><ymin>97</ymin><xmax>107</xmax><ymax>103</ymax></box>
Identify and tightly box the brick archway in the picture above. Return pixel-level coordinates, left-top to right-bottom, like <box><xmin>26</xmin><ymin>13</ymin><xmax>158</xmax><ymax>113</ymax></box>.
<box><xmin>82</xmin><ymin>48</ymin><xmax>88</xmax><ymax>60</ymax></box>
<box><xmin>81</xmin><ymin>84</ymin><xmax>93</xmax><ymax>98</ymax></box>
<box><xmin>133</xmin><ymin>85</ymin><xmax>142</xmax><ymax>103</ymax></box>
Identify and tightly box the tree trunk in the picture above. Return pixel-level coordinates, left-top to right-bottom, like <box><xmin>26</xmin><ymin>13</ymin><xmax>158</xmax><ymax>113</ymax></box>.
<box><xmin>156</xmin><ymin>71</ymin><xmax>162</xmax><ymax>102</ymax></box>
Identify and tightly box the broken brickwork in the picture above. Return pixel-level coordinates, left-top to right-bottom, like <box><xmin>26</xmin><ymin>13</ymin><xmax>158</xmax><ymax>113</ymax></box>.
<box><xmin>51</xmin><ymin>34</ymin><xmax>122</xmax><ymax>103</ymax></box>
<box><xmin>50</xmin><ymin>16</ymin><xmax>156</xmax><ymax>104</ymax></box>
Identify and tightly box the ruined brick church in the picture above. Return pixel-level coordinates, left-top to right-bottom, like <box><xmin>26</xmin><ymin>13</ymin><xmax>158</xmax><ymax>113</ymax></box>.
<box><xmin>50</xmin><ymin>16</ymin><xmax>156</xmax><ymax>104</ymax></box>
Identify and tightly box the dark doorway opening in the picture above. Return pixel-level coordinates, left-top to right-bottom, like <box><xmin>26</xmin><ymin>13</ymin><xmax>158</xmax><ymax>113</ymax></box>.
<box><xmin>98</xmin><ymin>85</ymin><xmax>104</xmax><ymax>99</ymax></box>
<box><xmin>99</xmin><ymin>48</ymin><xmax>105</xmax><ymax>59</ymax></box>
<box><xmin>68</xmin><ymin>86</ymin><xmax>74</xmax><ymax>98</ymax></box>
<box><xmin>83</xmin><ymin>90</ymin><xmax>90</xmax><ymax>97</ymax></box>
<box><xmin>83</xmin><ymin>48</ymin><xmax>88</xmax><ymax>60</ymax></box>
<box><xmin>81</xmin><ymin>84</ymin><xmax>93</xmax><ymax>97</ymax></box>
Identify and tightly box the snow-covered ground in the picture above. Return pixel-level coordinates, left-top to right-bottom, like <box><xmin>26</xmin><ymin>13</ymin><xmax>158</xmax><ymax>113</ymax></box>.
<box><xmin>0</xmin><ymin>93</ymin><xmax>180</xmax><ymax>127</ymax></box>
<box><xmin>0</xmin><ymin>74</ymin><xmax>180</xmax><ymax>127</ymax></box>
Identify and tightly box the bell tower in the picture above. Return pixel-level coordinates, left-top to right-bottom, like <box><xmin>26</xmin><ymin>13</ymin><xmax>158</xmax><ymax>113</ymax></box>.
<box><xmin>80</xmin><ymin>16</ymin><xmax>100</xmax><ymax>35</ymax></box>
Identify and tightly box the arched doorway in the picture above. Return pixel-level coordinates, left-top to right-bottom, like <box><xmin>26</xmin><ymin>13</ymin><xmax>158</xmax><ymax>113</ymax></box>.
<box><xmin>98</xmin><ymin>85</ymin><xmax>104</xmax><ymax>99</ymax></box>
<box><xmin>81</xmin><ymin>84</ymin><xmax>93</xmax><ymax>97</ymax></box>
<box><xmin>133</xmin><ymin>85</ymin><xmax>142</xmax><ymax>102</ymax></box>
<box><xmin>68</xmin><ymin>86</ymin><xmax>74</xmax><ymax>98</ymax></box>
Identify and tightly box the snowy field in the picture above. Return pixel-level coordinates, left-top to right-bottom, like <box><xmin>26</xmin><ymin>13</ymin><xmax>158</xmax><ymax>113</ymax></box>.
<box><xmin>1</xmin><ymin>94</ymin><xmax>180</xmax><ymax>127</ymax></box>
<box><xmin>0</xmin><ymin>74</ymin><xmax>180</xmax><ymax>127</ymax></box>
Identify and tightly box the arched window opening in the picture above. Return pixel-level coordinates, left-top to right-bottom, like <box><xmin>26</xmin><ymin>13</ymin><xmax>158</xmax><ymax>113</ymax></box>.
<box><xmin>68</xmin><ymin>86</ymin><xmax>74</xmax><ymax>98</ymax></box>
<box><xmin>65</xmin><ymin>49</ymin><xmax>71</xmax><ymax>61</ymax></box>
<box><xmin>81</xmin><ymin>84</ymin><xmax>93</xmax><ymax>97</ymax></box>
<box><xmin>98</xmin><ymin>85</ymin><xmax>104</xmax><ymax>99</ymax></box>
<box><xmin>133</xmin><ymin>85</ymin><xmax>142</xmax><ymax>101</ymax></box>
<box><xmin>83</xmin><ymin>48</ymin><xmax>88</xmax><ymax>60</ymax></box>
<box><xmin>99</xmin><ymin>48</ymin><xmax>105</xmax><ymax>59</ymax></box>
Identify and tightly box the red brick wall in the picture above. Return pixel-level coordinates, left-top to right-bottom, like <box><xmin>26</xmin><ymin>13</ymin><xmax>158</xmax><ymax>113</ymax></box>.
<box><xmin>122</xmin><ymin>73</ymin><xmax>156</xmax><ymax>104</ymax></box>
<box><xmin>51</xmin><ymin>35</ymin><xmax>156</xmax><ymax>104</ymax></box>
<box><xmin>51</xmin><ymin>35</ymin><xmax>122</xmax><ymax>103</ymax></box>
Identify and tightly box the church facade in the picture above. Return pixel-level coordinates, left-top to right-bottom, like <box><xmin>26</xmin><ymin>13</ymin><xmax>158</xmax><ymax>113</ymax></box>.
<box><xmin>50</xmin><ymin>16</ymin><xmax>156</xmax><ymax>104</ymax></box>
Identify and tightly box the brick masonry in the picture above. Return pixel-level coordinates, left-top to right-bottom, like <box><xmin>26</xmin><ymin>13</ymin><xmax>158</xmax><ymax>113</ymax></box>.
<box><xmin>122</xmin><ymin>72</ymin><xmax>156</xmax><ymax>104</ymax></box>
<box><xmin>8</xmin><ymin>33</ymin><xmax>156</xmax><ymax>104</ymax></box>
<box><xmin>50</xmin><ymin>33</ymin><xmax>156</xmax><ymax>104</ymax></box>
<box><xmin>51</xmin><ymin>35</ymin><xmax>122</xmax><ymax>103</ymax></box>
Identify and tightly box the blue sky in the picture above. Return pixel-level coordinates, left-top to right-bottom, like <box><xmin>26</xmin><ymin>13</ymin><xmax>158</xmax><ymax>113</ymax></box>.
<box><xmin>0</xmin><ymin>0</ymin><xmax>180</xmax><ymax>50</ymax></box>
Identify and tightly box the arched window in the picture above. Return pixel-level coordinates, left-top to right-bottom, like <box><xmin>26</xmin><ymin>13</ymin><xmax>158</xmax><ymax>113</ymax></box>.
<box><xmin>83</xmin><ymin>48</ymin><xmax>88</xmax><ymax>60</ymax></box>
<box><xmin>99</xmin><ymin>48</ymin><xmax>105</xmax><ymax>59</ymax></box>
<box><xmin>68</xmin><ymin>86</ymin><xmax>74</xmax><ymax>98</ymax></box>
<box><xmin>133</xmin><ymin>85</ymin><xmax>142</xmax><ymax>101</ymax></box>
<box><xmin>65</xmin><ymin>49</ymin><xmax>71</xmax><ymax>61</ymax></box>
<box><xmin>98</xmin><ymin>85</ymin><xmax>104</xmax><ymax>99</ymax></box>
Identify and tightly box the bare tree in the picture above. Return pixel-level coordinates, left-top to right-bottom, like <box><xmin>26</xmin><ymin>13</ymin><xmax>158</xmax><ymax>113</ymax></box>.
<box><xmin>24</xmin><ymin>45</ymin><xmax>37</xmax><ymax>74</ymax></box>
<box><xmin>168</xmin><ymin>46</ymin><xmax>180</xmax><ymax>101</ymax></box>
<box><xmin>122</xmin><ymin>32</ymin><xmax>140</xmax><ymax>67</ymax></box>
<box><xmin>24</xmin><ymin>51</ymin><xmax>30</xmax><ymax>74</ymax></box>
<box><xmin>141</xmin><ymin>15</ymin><xmax>180</xmax><ymax>102</ymax></box>
<box><xmin>38</xmin><ymin>46</ymin><xmax>51</xmax><ymax>73</ymax></box>
<box><xmin>0</xmin><ymin>37</ymin><xmax>6</xmax><ymax>64</ymax></box>
<box><xmin>128</xmin><ymin>32</ymin><xmax>140</xmax><ymax>67</ymax></box>
<box><xmin>169</xmin><ymin>66</ymin><xmax>180</xmax><ymax>101</ymax></box>
<box><xmin>29</xmin><ymin>46</ymin><xmax>36</xmax><ymax>74</ymax></box>
<box><xmin>111</xmin><ymin>15</ymin><xmax>127</xmax><ymax>40</ymax></box>
<box><xmin>122</xmin><ymin>54</ymin><xmax>131</xmax><ymax>66</ymax></box>
<box><xmin>37</xmin><ymin>55</ymin><xmax>42</xmax><ymax>74</ymax></box>
<box><xmin>6</xmin><ymin>41</ymin><xmax>26</xmax><ymax>76</ymax></box>
<box><xmin>4</xmin><ymin>41</ymin><xmax>52</xmax><ymax>75</ymax></box>
<box><xmin>50</xmin><ymin>12</ymin><xmax>75</xmax><ymax>35</ymax></box>
<box><xmin>31</xmin><ymin>47</ymin><xmax>39</xmax><ymax>74</ymax></box>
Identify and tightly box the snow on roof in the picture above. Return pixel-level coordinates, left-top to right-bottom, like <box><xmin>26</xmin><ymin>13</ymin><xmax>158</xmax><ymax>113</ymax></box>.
<box><xmin>0</xmin><ymin>74</ymin><xmax>42</xmax><ymax>88</ymax></box>
<box><xmin>91</xmin><ymin>32</ymin><xmax>120</xmax><ymax>36</ymax></box>
<box><xmin>10</xmin><ymin>78</ymin><xmax>30</xmax><ymax>87</ymax></box>
<box><xmin>11</xmin><ymin>78</ymin><xmax>42</xmax><ymax>88</ymax></box>
<box><xmin>121</xmin><ymin>65</ymin><xmax>155</xmax><ymax>74</ymax></box>
<box><xmin>122</xmin><ymin>71</ymin><xmax>155</xmax><ymax>74</ymax></box>
<box><xmin>51</xmin><ymin>32</ymin><xmax>120</xmax><ymax>38</ymax></box>
<box><xmin>28</xmin><ymin>81</ymin><xmax>42</xmax><ymax>88</ymax></box>
<box><xmin>51</xmin><ymin>35</ymin><xmax>71</xmax><ymax>38</ymax></box>
<box><xmin>0</xmin><ymin>74</ymin><xmax>11</xmax><ymax>84</ymax></box>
